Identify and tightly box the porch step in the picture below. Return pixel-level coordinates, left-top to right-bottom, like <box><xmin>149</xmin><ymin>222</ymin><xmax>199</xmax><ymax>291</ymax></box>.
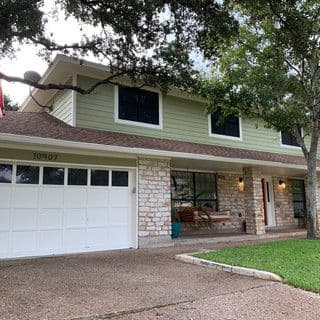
<box><xmin>174</xmin><ymin>229</ymin><xmax>306</xmax><ymax>246</ymax></box>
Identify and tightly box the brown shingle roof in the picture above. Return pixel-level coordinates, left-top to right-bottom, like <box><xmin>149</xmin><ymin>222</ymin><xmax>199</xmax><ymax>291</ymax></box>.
<box><xmin>0</xmin><ymin>112</ymin><xmax>310</xmax><ymax>167</ymax></box>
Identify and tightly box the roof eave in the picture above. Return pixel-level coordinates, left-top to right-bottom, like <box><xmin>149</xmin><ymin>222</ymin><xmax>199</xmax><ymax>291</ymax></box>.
<box><xmin>0</xmin><ymin>132</ymin><xmax>311</xmax><ymax>172</ymax></box>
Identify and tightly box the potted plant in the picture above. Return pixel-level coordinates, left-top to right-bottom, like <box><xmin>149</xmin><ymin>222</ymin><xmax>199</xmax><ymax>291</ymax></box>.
<box><xmin>171</xmin><ymin>207</ymin><xmax>181</xmax><ymax>238</ymax></box>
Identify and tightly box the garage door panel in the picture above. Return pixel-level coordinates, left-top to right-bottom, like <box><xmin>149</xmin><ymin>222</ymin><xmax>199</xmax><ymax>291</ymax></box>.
<box><xmin>0</xmin><ymin>209</ymin><xmax>10</xmax><ymax>231</ymax></box>
<box><xmin>64</xmin><ymin>208</ymin><xmax>86</xmax><ymax>228</ymax></box>
<box><xmin>108</xmin><ymin>227</ymin><xmax>130</xmax><ymax>249</ymax></box>
<box><xmin>12</xmin><ymin>231</ymin><xmax>37</xmax><ymax>254</ymax></box>
<box><xmin>64</xmin><ymin>188</ymin><xmax>87</xmax><ymax>208</ymax></box>
<box><xmin>109</xmin><ymin>207</ymin><xmax>129</xmax><ymax>225</ymax></box>
<box><xmin>39</xmin><ymin>209</ymin><xmax>62</xmax><ymax>229</ymax></box>
<box><xmin>87</xmin><ymin>189</ymin><xmax>109</xmax><ymax>206</ymax></box>
<box><xmin>13</xmin><ymin>187</ymin><xmax>38</xmax><ymax>208</ymax></box>
<box><xmin>63</xmin><ymin>229</ymin><xmax>86</xmax><ymax>249</ymax></box>
<box><xmin>12</xmin><ymin>209</ymin><xmax>37</xmax><ymax>230</ymax></box>
<box><xmin>87</xmin><ymin>228</ymin><xmax>108</xmax><ymax>247</ymax></box>
<box><xmin>1</xmin><ymin>166</ymin><xmax>135</xmax><ymax>259</ymax></box>
<box><xmin>38</xmin><ymin>230</ymin><xmax>62</xmax><ymax>251</ymax></box>
<box><xmin>40</xmin><ymin>187</ymin><xmax>64</xmax><ymax>208</ymax></box>
<box><xmin>0</xmin><ymin>232</ymin><xmax>9</xmax><ymax>254</ymax></box>
<box><xmin>110</xmin><ymin>189</ymin><xmax>130</xmax><ymax>206</ymax></box>
<box><xmin>87</xmin><ymin>207</ymin><xmax>108</xmax><ymax>226</ymax></box>
<box><xmin>0</xmin><ymin>186</ymin><xmax>11</xmax><ymax>207</ymax></box>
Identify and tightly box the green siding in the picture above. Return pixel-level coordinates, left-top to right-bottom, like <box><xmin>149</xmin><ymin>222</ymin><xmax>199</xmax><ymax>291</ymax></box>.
<box><xmin>49</xmin><ymin>90</ymin><xmax>73</xmax><ymax>125</ymax></box>
<box><xmin>0</xmin><ymin>148</ymin><xmax>136</xmax><ymax>167</ymax></box>
<box><xmin>76</xmin><ymin>76</ymin><xmax>312</xmax><ymax>158</ymax></box>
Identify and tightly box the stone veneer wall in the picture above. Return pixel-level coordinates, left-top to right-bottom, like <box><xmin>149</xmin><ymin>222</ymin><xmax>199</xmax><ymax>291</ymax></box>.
<box><xmin>273</xmin><ymin>177</ymin><xmax>299</xmax><ymax>229</ymax></box>
<box><xmin>137</xmin><ymin>157</ymin><xmax>172</xmax><ymax>247</ymax></box>
<box><xmin>243</xmin><ymin>167</ymin><xmax>265</xmax><ymax>235</ymax></box>
<box><xmin>216</xmin><ymin>173</ymin><xmax>245</xmax><ymax>232</ymax></box>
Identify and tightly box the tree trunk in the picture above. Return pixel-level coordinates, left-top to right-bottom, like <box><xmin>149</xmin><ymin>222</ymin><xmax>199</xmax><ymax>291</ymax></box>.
<box><xmin>306</xmin><ymin>155</ymin><xmax>318</xmax><ymax>239</ymax></box>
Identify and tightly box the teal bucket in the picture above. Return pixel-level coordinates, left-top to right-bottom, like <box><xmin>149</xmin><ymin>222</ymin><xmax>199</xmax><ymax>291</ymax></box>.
<box><xmin>171</xmin><ymin>222</ymin><xmax>181</xmax><ymax>238</ymax></box>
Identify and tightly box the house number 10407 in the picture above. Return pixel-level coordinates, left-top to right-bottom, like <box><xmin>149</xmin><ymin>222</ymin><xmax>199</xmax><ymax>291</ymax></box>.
<box><xmin>33</xmin><ymin>152</ymin><xmax>58</xmax><ymax>161</ymax></box>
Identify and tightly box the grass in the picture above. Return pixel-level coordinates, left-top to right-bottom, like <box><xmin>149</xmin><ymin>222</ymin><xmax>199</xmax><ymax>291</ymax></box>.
<box><xmin>194</xmin><ymin>239</ymin><xmax>320</xmax><ymax>293</ymax></box>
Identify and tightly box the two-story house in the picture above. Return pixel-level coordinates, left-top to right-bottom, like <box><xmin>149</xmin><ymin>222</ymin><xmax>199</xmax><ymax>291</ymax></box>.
<box><xmin>0</xmin><ymin>54</ymin><xmax>313</xmax><ymax>259</ymax></box>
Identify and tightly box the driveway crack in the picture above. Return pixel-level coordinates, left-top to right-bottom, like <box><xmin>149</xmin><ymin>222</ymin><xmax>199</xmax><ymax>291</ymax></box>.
<box><xmin>71</xmin><ymin>282</ymin><xmax>278</xmax><ymax>320</ymax></box>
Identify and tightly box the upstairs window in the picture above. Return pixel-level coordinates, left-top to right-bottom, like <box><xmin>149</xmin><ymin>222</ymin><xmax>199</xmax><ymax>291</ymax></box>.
<box><xmin>210</xmin><ymin>109</ymin><xmax>241</xmax><ymax>139</ymax></box>
<box><xmin>281</xmin><ymin>131</ymin><xmax>300</xmax><ymax>147</ymax></box>
<box><xmin>116</xmin><ymin>86</ymin><xmax>161</xmax><ymax>127</ymax></box>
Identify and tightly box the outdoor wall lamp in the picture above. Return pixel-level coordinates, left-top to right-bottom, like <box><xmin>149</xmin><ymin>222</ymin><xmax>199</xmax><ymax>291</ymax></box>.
<box><xmin>278</xmin><ymin>179</ymin><xmax>286</xmax><ymax>190</ymax></box>
<box><xmin>238</xmin><ymin>177</ymin><xmax>244</xmax><ymax>192</ymax></box>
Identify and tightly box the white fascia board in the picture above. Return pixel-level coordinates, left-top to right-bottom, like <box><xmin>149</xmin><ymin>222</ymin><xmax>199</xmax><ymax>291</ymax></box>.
<box><xmin>0</xmin><ymin>133</ymin><xmax>311</xmax><ymax>171</ymax></box>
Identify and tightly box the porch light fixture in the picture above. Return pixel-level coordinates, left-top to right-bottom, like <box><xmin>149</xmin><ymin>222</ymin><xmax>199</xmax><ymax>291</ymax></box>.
<box><xmin>278</xmin><ymin>179</ymin><xmax>286</xmax><ymax>190</ymax></box>
<box><xmin>238</xmin><ymin>177</ymin><xmax>244</xmax><ymax>192</ymax></box>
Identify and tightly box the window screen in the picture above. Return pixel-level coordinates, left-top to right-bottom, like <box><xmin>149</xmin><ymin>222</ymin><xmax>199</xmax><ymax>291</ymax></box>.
<box><xmin>211</xmin><ymin>110</ymin><xmax>240</xmax><ymax>138</ymax></box>
<box><xmin>292</xmin><ymin>179</ymin><xmax>306</xmax><ymax>218</ymax></box>
<box><xmin>171</xmin><ymin>171</ymin><xmax>218</xmax><ymax>210</ymax></box>
<box><xmin>281</xmin><ymin>131</ymin><xmax>299</xmax><ymax>147</ymax></box>
<box><xmin>118</xmin><ymin>86</ymin><xmax>159</xmax><ymax>125</ymax></box>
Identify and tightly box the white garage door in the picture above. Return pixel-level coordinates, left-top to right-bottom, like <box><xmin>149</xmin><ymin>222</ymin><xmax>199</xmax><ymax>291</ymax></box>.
<box><xmin>0</xmin><ymin>163</ymin><xmax>136</xmax><ymax>259</ymax></box>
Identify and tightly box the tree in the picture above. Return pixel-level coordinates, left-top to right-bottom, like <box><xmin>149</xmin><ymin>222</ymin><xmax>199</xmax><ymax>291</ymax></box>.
<box><xmin>0</xmin><ymin>0</ymin><xmax>237</xmax><ymax>93</ymax></box>
<box><xmin>198</xmin><ymin>0</ymin><xmax>320</xmax><ymax>238</ymax></box>
<box><xmin>4</xmin><ymin>95</ymin><xmax>19</xmax><ymax>111</ymax></box>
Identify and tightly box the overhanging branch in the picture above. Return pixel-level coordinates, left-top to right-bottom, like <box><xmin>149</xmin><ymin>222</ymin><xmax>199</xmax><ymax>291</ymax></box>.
<box><xmin>0</xmin><ymin>71</ymin><xmax>126</xmax><ymax>95</ymax></box>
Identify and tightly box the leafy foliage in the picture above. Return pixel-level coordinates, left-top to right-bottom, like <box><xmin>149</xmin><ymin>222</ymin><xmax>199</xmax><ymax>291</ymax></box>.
<box><xmin>0</xmin><ymin>0</ymin><xmax>238</xmax><ymax>91</ymax></box>
<box><xmin>198</xmin><ymin>0</ymin><xmax>320</xmax><ymax>158</ymax></box>
<box><xmin>3</xmin><ymin>94</ymin><xmax>19</xmax><ymax>111</ymax></box>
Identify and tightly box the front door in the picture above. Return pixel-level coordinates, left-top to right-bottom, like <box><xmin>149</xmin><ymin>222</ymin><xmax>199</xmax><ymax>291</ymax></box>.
<box><xmin>261</xmin><ymin>177</ymin><xmax>276</xmax><ymax>227</ymax></box>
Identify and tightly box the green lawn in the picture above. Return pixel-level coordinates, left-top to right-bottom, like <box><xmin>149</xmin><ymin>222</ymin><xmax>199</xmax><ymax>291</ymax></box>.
<box><xmin>194</xmin><ymin>239</ymin><xmax>320</xmax><ymax>293</ymax></box>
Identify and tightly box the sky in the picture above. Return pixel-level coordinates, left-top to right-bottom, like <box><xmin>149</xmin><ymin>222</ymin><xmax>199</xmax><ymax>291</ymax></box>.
<box><xmin>1</xmin><ymin>1</ymin><xmax>208</xmax><ymax>106</ymax></box>
<box><xmin>0</xmin><ymin>0</ymin><xmax>98</xmax><ymax>105</ymax></box>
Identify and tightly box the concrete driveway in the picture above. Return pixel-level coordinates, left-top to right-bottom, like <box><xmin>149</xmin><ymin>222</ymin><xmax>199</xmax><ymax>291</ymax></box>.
<box><xmin>1</xmin><ymin>239</ymin><xmax>320</xmax><ymax>320</ymax></box>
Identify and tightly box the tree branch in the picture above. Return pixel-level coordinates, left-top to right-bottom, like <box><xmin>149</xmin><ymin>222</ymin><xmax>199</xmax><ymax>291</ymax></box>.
<box><xmin>0</xmin><ymin>71</ymin><xmax>126</xmax><ymax>95</ymax></box>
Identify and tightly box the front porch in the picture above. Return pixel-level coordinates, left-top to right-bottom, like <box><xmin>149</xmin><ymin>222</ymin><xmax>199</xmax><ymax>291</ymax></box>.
<box><xmin>170</xmin><ymin>158</ymin><xmax>307</xmax><ymax>239</ymax></box>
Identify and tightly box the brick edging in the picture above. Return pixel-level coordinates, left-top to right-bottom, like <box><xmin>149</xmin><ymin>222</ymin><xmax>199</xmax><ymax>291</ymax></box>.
<box><xmin>175</xmin><ymin>253</ymin><xmax>283</xmax><ymax>282</ymax></box>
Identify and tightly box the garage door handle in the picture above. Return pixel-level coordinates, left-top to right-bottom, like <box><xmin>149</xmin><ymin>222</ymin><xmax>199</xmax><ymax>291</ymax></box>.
<box><xmin>132</xmin><ymin>187</ymin><xmax>136</xmax><ymax>194</ymax></box>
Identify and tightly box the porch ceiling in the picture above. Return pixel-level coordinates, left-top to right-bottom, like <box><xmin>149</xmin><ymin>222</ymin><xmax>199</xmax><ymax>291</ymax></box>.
<box><xmin>171</xmin><ymin>157</ymin><xmax>306</xmax><ymax>178</ymax></box>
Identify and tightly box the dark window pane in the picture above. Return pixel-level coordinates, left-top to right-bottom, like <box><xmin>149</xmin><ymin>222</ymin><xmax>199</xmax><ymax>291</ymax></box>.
<box><xmin>43</xmin><ymin>167</ymin><xmax>65</xmax><ymax>185</ymax></box>
<box><xmin>91</xmin><ymin>169</ymin><xmax>109</xmax><ymax>186</ymax></box>
<box><xmin>112</xmin><ymin>171</ymin><xmax>128</xmax><ymax>187</ymax></box>
<box><xmin>16</xmin><ymin>165</ymin><xmax>39</xmax><ymax>184</ymax></box>
<box><xmin>171</xmin><ymin>170</ymin><xmax>218</xmax><ymax>211</ymax></box>
<box><xmin>292</xmin><ymin>179</ymin><xmax>306</xmax><ymax>218</ymax></box>
<box><xmin>171</xmin><ymin>171</ymin><xmax>194</xmax><ymax>200</ymax></box>
<box><xmin>68</xmin><ymin>168</ymin><xmax>87</xmax><ymax>186</ymax></box>
<box><xmin>0</xmin><ymin>164</ymin><xmax>12</xmax><ymax>183</ymax></box>
<box><xmin>118</xmin><ymin>86</ymin><xmax>159</xmax><ymax>125</ymax></box>
<box><xmin>211</xmin><ymin>110</ymin><xmax>240</xmax><ymax>138</ymax></box>
<box><xmin>281</xmin><ymin>131</ymin><xmax>299</xmax><ymax>147</ymax></box>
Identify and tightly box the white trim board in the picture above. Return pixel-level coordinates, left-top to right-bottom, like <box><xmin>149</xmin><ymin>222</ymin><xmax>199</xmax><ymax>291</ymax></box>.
<box><xmin>0</xmin><ymin>133</ymin><xmax>313</xmax><ymax>171</ymax></box>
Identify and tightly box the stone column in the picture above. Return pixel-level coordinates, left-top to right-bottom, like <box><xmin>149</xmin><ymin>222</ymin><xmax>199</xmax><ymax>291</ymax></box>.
<box><xmin>243</xmin><ymin>167</ymin><xmax>265</xmax><ymax>235</ymax></box>
<box><xmin>137</xmin><ymin>157</ymin><xmax>172</xmax><ymax>248</ymax></box>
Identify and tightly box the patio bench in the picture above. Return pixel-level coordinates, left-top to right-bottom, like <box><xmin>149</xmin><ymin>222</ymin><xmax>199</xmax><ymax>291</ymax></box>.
<box><xmin>178</xmin><ymin>206</ymin><xmax>231</xmax><ymax>229</ymax></box>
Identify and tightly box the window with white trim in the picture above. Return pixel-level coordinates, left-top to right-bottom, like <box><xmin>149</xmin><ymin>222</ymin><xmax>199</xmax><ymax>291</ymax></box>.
<box><xmin>281</xmin><ymin>131</ymin><xmax>300</xmax><ymax>147</ymax></box>
<box><xmin>210</xmin><ymin>109</ymin><xmax>241</xmax><ymax>138</ymax></box>
<box><xmin>117</xmin><ymin>86</ymin><xmax>160</xmax><ymax>127</ymax></box>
